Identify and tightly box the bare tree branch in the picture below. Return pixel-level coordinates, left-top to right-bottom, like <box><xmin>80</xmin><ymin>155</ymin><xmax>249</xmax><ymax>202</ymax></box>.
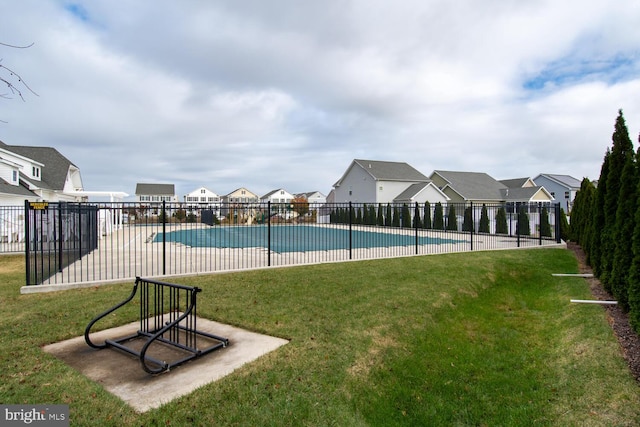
<box><xmin>0</xmin><ymin>41</ymin><xmax>35</xmax><ymax>49</ymax></box>
<box><xmin>0</xmin><ymin>59</ymin><xmax>39</xmax><ymax>100</ymax></box>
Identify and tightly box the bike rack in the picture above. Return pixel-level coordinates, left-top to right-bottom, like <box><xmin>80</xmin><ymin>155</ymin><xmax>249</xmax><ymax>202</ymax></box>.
<box><xmin>84</xmin><ymin>276</ymin><xmax>229</xmax><ymax>374</ymax></box>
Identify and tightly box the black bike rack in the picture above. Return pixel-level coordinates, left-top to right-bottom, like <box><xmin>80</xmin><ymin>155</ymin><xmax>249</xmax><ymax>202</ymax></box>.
<box><xmin>84</xmin><ymin>276</ymin><xmax>229</xmax><ymax>374</ymax></box>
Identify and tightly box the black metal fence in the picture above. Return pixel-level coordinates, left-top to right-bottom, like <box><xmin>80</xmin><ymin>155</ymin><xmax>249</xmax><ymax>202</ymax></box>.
<box><xmin>0</xmin><ymin>204</ymin><xmax>24</xmax><ymax>253</ymax></box>
<box><xmin>25</xmin><ymin>201</ymin><xmax>99</xmax><ymax>285</ymax></box>
<box><xmin>19</xmin><ymin>201</ymin><xmax>562</xmax><ymax>287</ymax></box>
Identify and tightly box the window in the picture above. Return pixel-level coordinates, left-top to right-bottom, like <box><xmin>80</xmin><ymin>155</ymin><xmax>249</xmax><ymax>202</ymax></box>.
<box><xmin>12</xmin><ymin>170</ymin><xmax>17</xmax><ymax>182</ymax></box>
<box><xmin>379</xmin><ymin>186</ymin><xmax>383</xmax><ymax>191</ymax></box>
<box><xmin>201</xmin><ymin>189</ymin><xmax>206</xmax><ymax>194</ymax></box>
<box><xmin>564</xmin><ymin>192</ymin><xmax>570</xmax><ymax>199</ymax></box>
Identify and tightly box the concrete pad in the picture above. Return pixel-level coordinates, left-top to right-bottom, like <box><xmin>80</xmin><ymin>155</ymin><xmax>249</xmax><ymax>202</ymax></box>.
<box><xmin>43</xmin><ymin>318</ymin><xmax>288</xmax><ymax>412</ymax></box>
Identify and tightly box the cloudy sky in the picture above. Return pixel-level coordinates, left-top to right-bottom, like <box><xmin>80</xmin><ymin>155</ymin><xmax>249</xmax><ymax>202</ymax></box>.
<box><xmin>1</xmin><ymin>1</ymin><xmax>640</xmax><ymax>200</ymax></box>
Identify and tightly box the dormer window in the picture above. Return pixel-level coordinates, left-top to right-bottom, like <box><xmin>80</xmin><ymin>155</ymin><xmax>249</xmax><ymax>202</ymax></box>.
<box><xmin>32</xmin><ymin>166</ymin><xmax>40</xmax><ymax>178</ymax></box>
<box><xmin>12</xmin><ymin>170</ymin><xmax>17</xmax><ymax>182</ymax></box>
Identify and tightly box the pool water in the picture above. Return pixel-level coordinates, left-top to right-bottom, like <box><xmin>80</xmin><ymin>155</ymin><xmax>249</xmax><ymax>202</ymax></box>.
<box><xmin>155</xmin><ymin>225</ymin><xmax>465</xmax><ymax>253</ymax></box>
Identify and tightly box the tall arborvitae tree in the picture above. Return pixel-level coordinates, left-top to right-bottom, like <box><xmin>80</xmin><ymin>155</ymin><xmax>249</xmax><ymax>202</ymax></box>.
<box><xmin>369</xmin><ymin>205</ymin><xmax>377</xmax><ymax>225</ymax></box>
<box><xmin>495</xmin><ymin>206</ymin><xmax>508</xmax><ymax>234</ymax></box>
<box><xmin>540</xmin><ymin>206</ymin><xmax>551</xmax><ymax>237</ymax></box>
<box><xmin>600</xmin><ymin>110</ymin><xmax>635</xmax><ymax>287</ymax></box>
<box><xmin>591</xmin><ymin>150</ymin><xmax>610</xmax><ymax>276</ymax></box>
<box><xmin>570</xmin><ymin>178</ymin><xmax>596</xmax><ymax>250</ymax></box>
<box><xmin>401</xmin><ymin>204</ymin><xmax>412</xmax><ymax>228</ymax></box>
<box><xmin>479</xmin><ymin>204</ymin><xmax>490</xmax><ymax>233</ymax></box>
<box><xmin>462</xmin><ymin>206</ymin><xmax>474</xmax><ymax>232</ymax></box>
<box><xmin>362</xmin><ymin>204</ymin><xmax>369</xmax><ymax>225</ymax></box>
<box><xmin>446</xmin><ymin>204</ymin><xmax>458</xmax><ymax>231</ymax></box>
<box><xmin>355</xmin><ymin>206</ymin><xmax>362</xmax><ymax>224</ymax></box>
<box><xmin>385</xmin><ymin>204</ymin><xmax>392</xmax><ymax>227</ymax></box>
<box><xmin>559</xmin><ymin>208</ymin><xmax>570</xmax><ymax>242</ymax></box>
<box><xmin>628</xmin><ymin>139</ymin><xmax>640</xmax><ymax>331</ymax></box>
<box><xmin>433</xmin><ymin>202</ymin><xmax>444</xmax><ymax>230</ymax></box>
<box><xmin>413</xmin><ymin>204</ymin><xmax>422</xmax><ymax>228</ymax></box>
<box><xmin>423</xmin><ymin>202</ymin><xmax>432</xmax><ymax>229</ymax></box>
<box><xmin>516</xmin><ymin>205</ymin><xmax>530</xmax><ymax>235</ymax></box>
<box><xmin>392</xmin><ymin>205</ymin><xmax>400</xmax><ymax>227</ymax></box>
<box><xmin>377</xmin><ymin>204</ymin><xmax>384</xmax><ymax>226</ymax></box>
<box><xmin>611</xmin><ymin>145</ymin><xmax>639</xmax><ymax>310</ymax></box>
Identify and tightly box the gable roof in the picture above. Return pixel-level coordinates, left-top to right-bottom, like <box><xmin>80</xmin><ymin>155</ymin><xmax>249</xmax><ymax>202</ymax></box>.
<box><xmin>261</xmin><ymin>188</ymin><xmax>294</xmax><ymax>199</ymax></box>
<box><xmin>393</xmin><ymin>182</ymin><xmax>447</xmax><ymax>202</ymax></box>
<box><xmin>0</xmin><ymin>143</ymin><xmax>76</xmax><ymax>191</ymax></box>
<box><xmin>500</xmin><ymin>178</ymin><xmax>530</xmax><ymax>188</ymax></box>
<box><xmin>334</xmin><ymin>159</ymin><xmax>429</xmax><ymax>187</ymax></box>
<box><xmin>0</xmin><ymin>178</ymin><xmax>38</xmax><ymax>198</ymax></box>
<box><xmin>135</xmin><ymin>183</ymin><xmax>175</xmax><ymax>195</ymax></box>
<box><xmin>501</xmin><ymin>186</ymin><xmax>553</xmax><ymax>201</ymax></box>
<box><xmin>534</xmin><ymin>174</ymin><xmax>581</xmax><ymax>190</ymax></box>
<box><xmin>432</xmin><ymin>170</ymin><xmax>507</xmax><ymax>201</ymax></box>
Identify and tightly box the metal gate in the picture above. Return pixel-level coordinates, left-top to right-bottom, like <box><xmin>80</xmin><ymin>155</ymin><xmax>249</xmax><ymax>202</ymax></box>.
<box><xmin>25</xmin><ymin>201</ymin><xmax>99</xmax><ymax>286</ymax></box>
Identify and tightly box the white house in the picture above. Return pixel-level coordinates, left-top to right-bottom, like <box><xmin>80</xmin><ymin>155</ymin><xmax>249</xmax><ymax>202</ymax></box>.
<box><xmin>295</xmin><ymin>191</ymin><xmax>327</xmax><ymax>210</ymax></box>
<box><xmin>184</xmin><ymin>186</ymin><xmax>221</xmax><ymax>208</ymax></box>
<box><xmin>261</xmin><ymin>188</ymin><xmax>295</xmax><ymax>204</ymax></box>
<box><xmin>332</xmin><ymin>159</ymin><xmax>432</xmax><ymax>204</ymax></box>
<box><xmin>0</xmin><ymin>141</ymin><xmax>85</xmax><ymax>205</ymax></box>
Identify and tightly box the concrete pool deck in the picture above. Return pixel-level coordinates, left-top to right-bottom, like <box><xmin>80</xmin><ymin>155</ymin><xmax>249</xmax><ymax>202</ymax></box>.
<box><xmin>22</xmin><ymin>223</ymin><xmax>565</xmax><ymax>293</ymax></box>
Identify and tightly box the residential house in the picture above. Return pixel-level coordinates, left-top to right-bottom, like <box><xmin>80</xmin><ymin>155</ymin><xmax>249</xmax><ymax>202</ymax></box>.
<box><xmin>430</xmin><ymin>171</ymin><xmax>554</xmax><ymax>205</ymax></box>
<box><xmin>184</xmin><ymin>186</ymin><xmax>221</xmax><ymax>208</ymax></box>
<box><xmin>135</xmin><ymin>183</ymin><xmax>177</xmax><ymax>204</ymax></box>
<box><xmin>183</xmin><ymin>186</ymin><xmax>222</xmax><ymax>220</ymax></box>
<box><xmin>295</xmin><ymin>191</ymin><xmax>327</xmax><ymax>211</ymax></box>
<box><xmin>533</xmin><ymin>174</ymin><xmax>581</xmax><ymax>213</ymax></box>
<box><xmin>222</xmin><ymin>187</ymin><xmax>259</xmax><ymax>205</ymax></box>
<box><xmin>220</xmin><ymin>187</ymin><xmax>260</xmax><ymax>223</ymax></box>
<box><xmin>392</xmin><ymin>182</ymin><xmax>449</xmax><ymax>205</ymax></box>
<box><xmin>332</xmin><ymin>159</ymin><xmax>433</xmax><ymax>204</ymax></box>
<box><xmin>499</xmin><ymin>177</ymin><xmax>555</xmax><ymax>205</ymax></box>
<box><xmin>261</xmin><ymin>188</ymin><xmax>295</xmax><ymax>204</ymax></box>
<box><xmin>0</xmin><ymin>141</ymin><xmax>85</xmax><ymax>205</ymax></box>
<box><xmin>430</xmin><ymin>170</ymin><xmax>554</xmax><ymax>233</ymax></box>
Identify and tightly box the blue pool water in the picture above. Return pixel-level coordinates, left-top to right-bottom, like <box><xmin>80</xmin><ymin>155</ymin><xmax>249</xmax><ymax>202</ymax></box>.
<box><xmin>155</xmin><ymin>225</ymin><xmax>465</xmax><ymax>253</ymax></box>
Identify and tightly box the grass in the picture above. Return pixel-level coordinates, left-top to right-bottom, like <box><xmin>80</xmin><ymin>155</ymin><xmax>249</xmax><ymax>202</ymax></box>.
<box><xmin>1</xmin><ymin>248</ymin><xmax>640</xmax><ymax>426</ymax></box>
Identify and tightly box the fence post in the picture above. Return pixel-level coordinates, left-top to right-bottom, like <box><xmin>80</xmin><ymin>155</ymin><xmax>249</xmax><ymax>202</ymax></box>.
<box><xmin>24</xmin><ymin>200</ymin><xmax>30</xmax><ymax>286</ymax></box>
<box><xmin>349</xmin><ymin>202</ymin><xmax>353</xmax><ymax>260</ymax></box>
<box><xmin>555</xmin><ymin>203</ymin><xmax>561</xmax><ymax>243</ymax></box>
<box><xmin>415</xmin><ymin>202</ymin><xmax>419</xmax><ymax>254</ymax></box>
<box><xmin>516</xmin><ymin>206</ymin><xmax>521</xmax><ymax>248</ymax></box>
<box><xmin>162</xmin><ymin>201</ymin><xmax>166</xmax><ymax>276</ymax></box>
<box><xmin>268</xmin><ymin>201</ymin><xmax>271</xmax><ymax>266</ymax></box>
<box><xmin>470</xmin><ymin>202</ymin><xmax>474</xmax><ymax>251</ymax></box>
<box><xmin>538</xmin><ymin>202</ymin><xmax>542</xmax><ymax>246</ymax></box>
<box><xmin>57</xmin><ymin>202</ymin><xmax>63</xmax><ymax>272</ymax></box>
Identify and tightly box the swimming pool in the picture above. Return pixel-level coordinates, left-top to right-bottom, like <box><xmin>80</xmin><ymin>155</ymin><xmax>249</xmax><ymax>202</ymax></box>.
<box><xmin>155</xmin><ymin>225</ymin><xmax>465</xmax><ymax>253</ymax></box>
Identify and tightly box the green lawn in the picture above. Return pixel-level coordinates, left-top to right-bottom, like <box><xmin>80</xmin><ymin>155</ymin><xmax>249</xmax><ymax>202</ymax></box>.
<box><xmin>1</xmin><ymin>248</ymin><xmax>639</xmax><ymax>426</ymax></box>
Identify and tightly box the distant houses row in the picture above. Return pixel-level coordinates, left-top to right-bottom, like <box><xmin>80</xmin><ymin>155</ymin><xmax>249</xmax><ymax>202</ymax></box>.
<box><xmin>134</xmin><ymin>159</ymin><xmax>583</xmax><ymax>215</ymax></box>
<box><xmin>135</xmin><ymin>184</ymin><xmax>327</xmax><ymax>211</ymax></box>
<box><xmin>0</xmin><ymin>138</ymin><xmax>582</xmax><ymax>215</ymax></box>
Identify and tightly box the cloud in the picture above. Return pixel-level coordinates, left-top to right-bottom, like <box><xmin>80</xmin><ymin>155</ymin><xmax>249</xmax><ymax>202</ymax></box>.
<box><xmin>1</xmin><ymin>0</ymin><xmax>640</xmax><ymax>199</ymax></box>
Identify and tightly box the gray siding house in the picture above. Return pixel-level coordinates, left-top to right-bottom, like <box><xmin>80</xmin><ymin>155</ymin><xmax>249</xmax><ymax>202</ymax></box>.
<box><xmin>533</xmin><ymin>174</ymin><xmax>581</xmax><ymax>213</ymax></box>
<box><xmin>332</xmin><ymin>159</ymin><xmax>445</xmax><ymax>204</ymax></box>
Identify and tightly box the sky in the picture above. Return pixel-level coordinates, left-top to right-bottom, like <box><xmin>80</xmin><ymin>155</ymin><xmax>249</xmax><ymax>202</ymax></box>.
<box><xmin>1</xmin><ymin>0</ymin><xmax>640</xmax><ymax>201</ymax></box>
